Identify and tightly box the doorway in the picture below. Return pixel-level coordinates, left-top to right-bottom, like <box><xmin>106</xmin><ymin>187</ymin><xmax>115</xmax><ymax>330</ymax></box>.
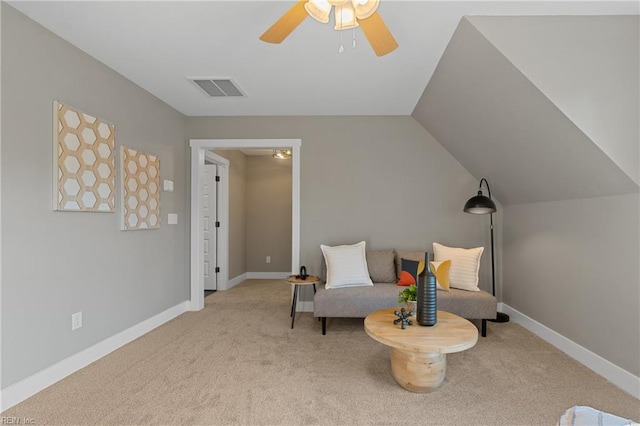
<box><xmin>189</xmin><ymin>139</ymin><xmax>301</xmax><ymax>311</ymax></box>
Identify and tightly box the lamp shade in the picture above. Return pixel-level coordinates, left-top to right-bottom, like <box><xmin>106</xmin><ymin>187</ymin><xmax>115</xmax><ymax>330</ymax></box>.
<box><xmin>352</xmin><ymin>0</ymin><xmax>380</xmax><ymax>19</ymax></box>
<box><xmin>463</xmin><ymin>192</ymin><xmax>496</xmax><ymax>215</ymax></box>
<box><xmin>305</xmin><ymin>0</ymin><xmax>331</xmax><ymax>23</ymax></box>
<box><xmin>334</xmin><ymin>3</ymin><xmax>359</xmax><ymax>29</ymax></box>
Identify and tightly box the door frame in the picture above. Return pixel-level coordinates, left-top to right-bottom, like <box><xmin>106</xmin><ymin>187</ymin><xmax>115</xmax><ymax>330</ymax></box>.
<box><xmin>189</xmin><ymin>139</ymin><xmax>301</xmax><ymax>311</ymax></box>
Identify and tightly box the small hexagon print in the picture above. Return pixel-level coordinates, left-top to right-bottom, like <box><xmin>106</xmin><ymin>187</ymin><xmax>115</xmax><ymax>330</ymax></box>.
<box><xmin>119</xmin><ymin>145</ymin><xmax>160</xmax><ymax>230</ymax></box>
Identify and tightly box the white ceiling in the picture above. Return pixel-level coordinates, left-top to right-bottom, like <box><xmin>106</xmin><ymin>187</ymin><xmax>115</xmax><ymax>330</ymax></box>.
<box><xmin>9</xmin><ymin>1</ymin><xmax>638</xmax><ymax>117</ymax></box>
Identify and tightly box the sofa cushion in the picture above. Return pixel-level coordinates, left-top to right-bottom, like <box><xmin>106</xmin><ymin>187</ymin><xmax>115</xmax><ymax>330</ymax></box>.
<box><xmin>314</xmin><ymin>283</ymin><xmax>401</xmax><ymax>318</ymax></box>
<box><xmin>433</xmin><ymin>243</ymin><xmax>483</xmax><ymax>292</ymax></box>
<box><xmin>314</xmin><ymin>283</ymin><xmax>496</xmax><ymax>319</ymax></box>
<box><xmin>365</xmin><ymin>250</ymin><xmax>396</xmax><ymax>283</ymax></box>
<box><xmin>321</xmin><ymin>241</ymin><xmax>373</xmax><ymax>289</ymax></box>
<box><xmin>397</xmin><ymin>258</ymin><xmax>425</xmax><ymax>286</ymax></box>
<box><xmin>430</xmin><ymin>260</ymin><xmax>451</xmax><ymax>291</ymax></box>
<box><xmin>395</xmin><ymin>251</ymin><xmax>428</xmax><ymax>279</ymax></box>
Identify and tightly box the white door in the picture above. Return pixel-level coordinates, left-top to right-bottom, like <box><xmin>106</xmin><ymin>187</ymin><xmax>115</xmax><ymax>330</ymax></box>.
<box><xmin>203</xmin><ymin>164</ymin><xmax>218</xmax><ymax>290</ymax></box>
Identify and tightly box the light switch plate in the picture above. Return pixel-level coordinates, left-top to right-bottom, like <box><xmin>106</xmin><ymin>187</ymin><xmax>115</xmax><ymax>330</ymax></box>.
<box><xmin>168</xmin><ymin>213</ymin><xmax>178</xmax><ymax>225</ymax></box>
<box><xmin>163</xmin><ymin>180</ymin><xmax>174</xmax><ymax>192</ymax></box>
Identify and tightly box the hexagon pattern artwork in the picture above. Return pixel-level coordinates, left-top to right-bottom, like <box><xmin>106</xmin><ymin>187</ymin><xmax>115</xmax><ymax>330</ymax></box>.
<box><xmin>55</xmin><ymin>102</ymin><xmax>115</xmax><ymax>212</ymax></box>
<box><xmin>120</xmin><ymin>146</ymin><xmax>160</xmax><ymax>230</ymax></box>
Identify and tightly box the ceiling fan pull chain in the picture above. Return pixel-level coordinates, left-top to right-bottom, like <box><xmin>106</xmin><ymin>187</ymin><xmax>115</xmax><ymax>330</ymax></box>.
<box><xmin>352</xmin><ymin>28</ymin><xmax>357</xmax><ymax>48</ymax></box>
<box><xmin>338</xmin><ymin>30</ymin><xmax>345</xmax><ymax>53</ymax></box>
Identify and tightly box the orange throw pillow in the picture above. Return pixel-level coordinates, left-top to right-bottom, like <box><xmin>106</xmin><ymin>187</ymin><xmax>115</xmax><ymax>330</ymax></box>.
<box><xmin>397</xmin><ymin>258</ymin><xmax>425</xmax><ymax>286</ymax></box>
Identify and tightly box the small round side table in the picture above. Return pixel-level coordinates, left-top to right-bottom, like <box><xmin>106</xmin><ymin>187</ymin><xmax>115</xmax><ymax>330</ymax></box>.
<box><xmin>285</xmin><ymin>275</ymin><xmax>320</xmax><ymax>329</ymax></box>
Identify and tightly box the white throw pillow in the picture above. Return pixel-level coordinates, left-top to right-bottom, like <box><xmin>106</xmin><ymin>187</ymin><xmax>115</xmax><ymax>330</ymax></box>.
<box><xmin>321</xmin><ymin>241</ymin><xmax>373</xmax><ymax>289</ymax></box>
<box><xmin>433</xmin><ymin>243</ymin><xmax>484</xmax><ymax>292</ymax></box>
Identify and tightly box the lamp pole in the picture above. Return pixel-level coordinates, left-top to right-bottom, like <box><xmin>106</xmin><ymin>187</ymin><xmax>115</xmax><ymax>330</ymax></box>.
<box><xmin>464</xmin><ymin>178</ymin><xmax>509</xmax><ymax>323</ymax></box>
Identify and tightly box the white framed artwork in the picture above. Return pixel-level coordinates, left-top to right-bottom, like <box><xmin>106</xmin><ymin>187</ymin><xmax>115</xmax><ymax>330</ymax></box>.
<box><xmin>120</xmin><ymin>146</ymin><xmax>161</xmax><ymax>230</ymax></box>
<box><xmin>53</xmin><ymin>101</ymin><xmax>115</xmax><ymax>212</ymax></box>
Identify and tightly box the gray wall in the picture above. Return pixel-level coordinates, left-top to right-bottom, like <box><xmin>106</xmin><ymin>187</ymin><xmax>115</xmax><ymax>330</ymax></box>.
<box><xmin>503</xmin><ymin>194</ymin><xmax>640</xmax><ymax>376</ymax></box>
<box><xmin>413</xmin><ymin>14</ymin><xmax>640</xmax><ymax>379</ymax></box>
<box><xmin>246</xmin><ymin>155</ymin><xmax>292</xmax><ymax>273</ymax></box>
<box><xmin>187</xmin><ymin>116</ymin><xmax>497</xmax><ymax>295</ymax></box>
<box><xmin>1</xmin><ymin>4</ymin><xmax>189</xmax><ymax>388</ymax></box>
<box><xmin>412</xmin><ymin>17</ymin><xmax>638</xmax><ymax>206</ymax></box>
<box><xmin>468</xmin><ymin>16</ymin><xmax>639</xmax><ymax>186</ymax></box>
<box><xmin>213</xmin><ymin>149</ymin><xmax>247</xmax><ymax>280</ymax></box>
<box><xmin>210</xmin><ymin>151</ymin><xmax>292</xmax><ymax>278</ymax></box>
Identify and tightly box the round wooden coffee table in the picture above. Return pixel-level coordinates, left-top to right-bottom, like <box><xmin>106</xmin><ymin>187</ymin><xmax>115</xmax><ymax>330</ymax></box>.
<box><xmin>364</xmin><ymin>308</ymin><xmax>478</xmax><ymax>393</ymax></box>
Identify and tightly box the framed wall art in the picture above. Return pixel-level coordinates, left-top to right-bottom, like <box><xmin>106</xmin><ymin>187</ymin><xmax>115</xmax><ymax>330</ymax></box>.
<box><xmin>53</xmin><ymin>101</ymin><xmax>115</xmax><ymax>212</ymax></box>
<box><xmin>120</xmin><ymin>146</ymin><xmax>161</xmax><ymax>230</ymax></box>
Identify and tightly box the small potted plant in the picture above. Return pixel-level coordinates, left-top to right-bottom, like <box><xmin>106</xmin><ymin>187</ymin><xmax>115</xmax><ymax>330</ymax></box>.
<box><xmin>398</xmin><ymin>285</ymin><xmax>417</xmax><ymax>314</ymax></box>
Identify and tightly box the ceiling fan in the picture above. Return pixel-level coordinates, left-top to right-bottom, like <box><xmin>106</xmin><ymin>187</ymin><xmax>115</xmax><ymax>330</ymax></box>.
<box><xmin>260</xmin><ymin>0</ymin><xmax>398</xmax><ymax>57</ymax></box>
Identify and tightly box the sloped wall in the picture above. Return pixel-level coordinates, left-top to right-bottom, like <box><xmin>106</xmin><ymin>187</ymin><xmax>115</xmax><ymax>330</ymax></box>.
<box><xmin>468</xmin><ymin>15</ymin><xmax>639</xmax><ymax>186</ymax></box>
<box><xmin>412</xmin><ymin>17</ymin><xmax>638</xmax><ymax>206</ymax></box>
<box><xmin>412</xmin><ymin>15</ymin><xmax>640</xmax><ymax>380</ymax></box>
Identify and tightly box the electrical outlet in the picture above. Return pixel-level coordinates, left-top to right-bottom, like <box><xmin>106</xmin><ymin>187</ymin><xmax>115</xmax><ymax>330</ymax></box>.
<box><xmin>72</xmin><ymin>312</ymin><xmax>82</xmax><ymax>331</ymax></box>
<box><xmin>266</xmin><ymin>256</ymin><xmax>271</xmax><ymax>264</ymax></box>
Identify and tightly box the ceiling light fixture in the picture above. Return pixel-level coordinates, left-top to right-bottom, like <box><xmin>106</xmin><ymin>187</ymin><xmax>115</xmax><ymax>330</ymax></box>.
<box><xmin>352</xmin><ymin>0</ymin><xmax>379</xmax><ymax>19</ymax></box>
<box><xmin>260</xmin><ymin>0</ymin><xmax>398</xmax><ymax>57</ymax></box>
<box><xmin>304</xmin><ymin>0</ymin><xmax>331</xmax><ymax>23</ymax></box>
<box><xmin>334</xmin><ymin>3</ymin><xmax>359</xmax><ymax>30</ymax></box>
<box><xmin>273</xmin><ymin>149</ymin><xmax>293</xmax><ymax>160</ymax></box>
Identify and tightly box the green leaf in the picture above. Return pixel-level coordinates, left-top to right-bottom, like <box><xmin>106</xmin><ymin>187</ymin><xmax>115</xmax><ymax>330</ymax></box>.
<box><xmin>397</xmin><ymin>285</ymin><xmax>417</xmax><ymax>303</ymax></box>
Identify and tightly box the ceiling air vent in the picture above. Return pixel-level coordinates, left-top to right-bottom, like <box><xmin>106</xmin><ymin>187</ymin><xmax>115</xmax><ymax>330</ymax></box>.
<box><xmin>191</xmin><ymin>78</ymin><xmax>245</xmax><ymax>97</ymax></box>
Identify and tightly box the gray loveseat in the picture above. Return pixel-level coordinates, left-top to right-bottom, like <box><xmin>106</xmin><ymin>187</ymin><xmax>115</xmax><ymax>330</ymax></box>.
<box><xmin>314</xmin><ymin>250</ymin><xmax>497</xmax><ymax>336</ymax></box>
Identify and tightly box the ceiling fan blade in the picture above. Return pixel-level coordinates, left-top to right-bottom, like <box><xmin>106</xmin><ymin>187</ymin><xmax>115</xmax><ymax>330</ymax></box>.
<box><xmin>260</xmin><ymin>1</ymin><xmax>308</xmax><ymax>44</ymax></box>
<box><xmin>358</xmin><ymin>11</ymin><xmax>398</xmax><ymax>57</ymax></box>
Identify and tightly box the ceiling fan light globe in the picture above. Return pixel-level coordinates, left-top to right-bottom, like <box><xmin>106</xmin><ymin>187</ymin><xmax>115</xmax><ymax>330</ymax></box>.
<box><xmin>304</xmin><ymin>0</ymin><xmax>331</xmax><ymax>23</ymax></box>
<box><xmin>352</xmin><ymin>0</ymin><xmax>379</xmax><ymax>19</ymax></box>
<box><xmin>334</xmin><ymin>3</ymin><xmax>359</xmax><ymax>30</ymax></box>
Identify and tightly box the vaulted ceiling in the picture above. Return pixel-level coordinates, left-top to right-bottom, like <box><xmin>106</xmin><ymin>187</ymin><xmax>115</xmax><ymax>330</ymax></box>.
<box><xmin>8</xmin><ymin>1</ymin><xmax>638</xmax><ymax>116</ymax></box>
<box><xmin>7</xmin><ymin>1</ymin><xmax>639</xmax><ymax>205</ymax></box>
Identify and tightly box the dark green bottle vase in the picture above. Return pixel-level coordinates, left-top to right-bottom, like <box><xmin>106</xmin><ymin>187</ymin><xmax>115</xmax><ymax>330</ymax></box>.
<box><xmin>417</xmin><ymin>252</ymin><xmax>437</xmax><ymax>326</ymax></box>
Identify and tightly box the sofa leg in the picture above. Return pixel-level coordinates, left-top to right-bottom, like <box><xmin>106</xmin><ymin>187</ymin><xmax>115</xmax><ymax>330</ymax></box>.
<box><xmin>322</xmin><ymin>317</ymin><xmax>326</xmax><ymax>335</ymax></box>
<box><xmin>481</xmin><ymin>319</ymin><xmax>487</xmax><ymax>337</ymax></box>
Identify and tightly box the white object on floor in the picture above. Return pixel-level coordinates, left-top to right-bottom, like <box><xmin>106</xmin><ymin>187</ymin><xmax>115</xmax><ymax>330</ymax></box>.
<box><xmin>557</xmin><ymin>406</ymin><xmax>639</xmax><ymax>426</ymax></box>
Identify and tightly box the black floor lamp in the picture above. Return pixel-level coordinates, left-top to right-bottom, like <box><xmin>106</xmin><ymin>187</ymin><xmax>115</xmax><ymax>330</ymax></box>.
<box><xmin>464</xmin><ymin>178</ymin><xmax>509</xmax><ymax>323</ymax></box>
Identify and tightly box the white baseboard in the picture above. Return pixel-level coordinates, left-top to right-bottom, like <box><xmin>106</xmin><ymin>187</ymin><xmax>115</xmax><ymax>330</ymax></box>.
<box><xmin>246</xmin><ymin>272</ymin><xmax>290</xmax><ymax>279</ymax></box>
<box><xmin>224</xmin><ymin>273</ymin><xmax>247</xmax><ymax>290</ymax></box>
<box><xmin>501</xmin><ymin>303</ymin><xmax>640</xmax><ymax>399</ymax></box>
<box><xmin>222</xmin><ymin>272</ymin><xmax>290</xmax><ymax>290</ymax></box>
<box><xmin>0</xmin><ymin>301</ymin><xmax>190</xmax><ymax>411</ymax></box>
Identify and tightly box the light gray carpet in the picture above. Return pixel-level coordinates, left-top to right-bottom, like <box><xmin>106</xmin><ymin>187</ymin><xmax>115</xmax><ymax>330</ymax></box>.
<box><xmin>4</xmin><ymin>279</ymin><xmax>639</xmax><ymax>425</ymax></box>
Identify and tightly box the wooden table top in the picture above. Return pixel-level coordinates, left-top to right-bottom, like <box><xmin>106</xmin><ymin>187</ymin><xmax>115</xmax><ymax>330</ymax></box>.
<box><xmin>286</xmin><ymin>275</ymin><xmax>321</xmax><ymax>285</ymax></box>
<box><xmin>364</xmin><ymin>308</ymin><xmax>478</xmax><ymax>354</ymax></box>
